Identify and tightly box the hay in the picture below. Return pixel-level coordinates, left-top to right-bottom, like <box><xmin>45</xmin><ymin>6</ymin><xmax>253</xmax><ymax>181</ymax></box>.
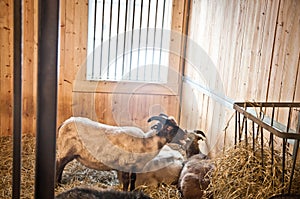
<box><xmin>204</xmin><ymin>141</ymin><xmax>300</xmax><ymax>199</ymax></box>
<box><xmin>0</xmin><ymin>135</ymin><xmax>183</xmax><ymax>199</ymax></box>
<box><xmin>135</xmin><ymin>184</ymin><xmax>182</xmax><ymax>199</ymax></box>
<box><xmin>0</xmin><ymin>134</ymin><xmax>36</xmax><ymax>199</ymax></box>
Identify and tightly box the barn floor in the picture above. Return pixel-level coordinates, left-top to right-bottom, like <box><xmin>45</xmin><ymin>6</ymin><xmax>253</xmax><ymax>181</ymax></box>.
<box><xmin>0</xmin><ymin>135</ymin><xmax>182</xmax><ymax>199</ymax></box>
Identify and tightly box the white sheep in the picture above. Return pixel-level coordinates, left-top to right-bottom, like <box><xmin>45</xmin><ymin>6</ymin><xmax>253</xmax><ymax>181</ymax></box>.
<box><xmin>56</xmin><ymin>116</ymin><xmax>183</xmax><ymax>191</ymax></box>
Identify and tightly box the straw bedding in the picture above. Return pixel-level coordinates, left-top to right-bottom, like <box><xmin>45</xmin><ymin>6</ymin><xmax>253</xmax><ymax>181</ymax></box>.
<box><xmin>1</xmin><ymin>135</ymin><xmax>300</xmax><ymax>199</ymax></box>
<box><xmin>204</xmin><ymin>141</ymin><xmax>300</xmax><ymax>199</ymax></box>
<box><xmin>0</xmin><ymin>135</ymin><xmax>182</xmax><ymax>199</ymax></box>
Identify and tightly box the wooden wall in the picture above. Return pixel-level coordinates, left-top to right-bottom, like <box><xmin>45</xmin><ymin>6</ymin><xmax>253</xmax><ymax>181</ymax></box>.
<box><xmin>180</xmin><ymin>0</ymin><xmax>300</xmax><ymax>156</ymax></box>
<box><xmin>0</xmin><ymin>0</ymin><xmax>299</xmax><ymax>149</ymax></box>
<box><xmin>0</xmin><ymin>0</ymin><xmax>38</xmax><ymax>136</ymax></box>
<box><xmin>57</xmin><ymin>0</ymin><xmax>185</xmax><ymax>131</ymax></box>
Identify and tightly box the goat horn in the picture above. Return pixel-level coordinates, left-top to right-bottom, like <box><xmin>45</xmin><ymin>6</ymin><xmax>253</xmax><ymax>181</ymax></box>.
<box><xmin>194</xmin><ymin>130</ymin><xmax>206</xmax><ymax>138</ymax></box>
<box><xmin>147</xmin><ymin>116</ymin><xmax>167</xmax><ymax>124</ymax></box>
<box><xmin>158</xmin><ymin>113</ymin><xmax>168</xmax><ymax>118</ymax></box>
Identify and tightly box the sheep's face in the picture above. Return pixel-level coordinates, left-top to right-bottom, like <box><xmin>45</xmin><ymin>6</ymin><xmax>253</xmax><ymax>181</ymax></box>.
<box><xmin>157</xmin><ymin>119</ymin><xmax>180</xmax><ymax>143</ymax></box>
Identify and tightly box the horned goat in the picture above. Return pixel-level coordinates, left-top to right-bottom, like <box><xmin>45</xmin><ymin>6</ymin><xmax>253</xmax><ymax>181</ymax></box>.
<box><xmin>56</xmin><ymin>116</ymin><xmax>183</xmax><ymax>191</ymax></box>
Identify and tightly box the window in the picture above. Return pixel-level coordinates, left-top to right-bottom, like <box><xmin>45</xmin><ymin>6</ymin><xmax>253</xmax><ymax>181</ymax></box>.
<box><xmin>86</xmin><ymin>0</ymin><xmax>173</xmax><ymax>83</ymax></box>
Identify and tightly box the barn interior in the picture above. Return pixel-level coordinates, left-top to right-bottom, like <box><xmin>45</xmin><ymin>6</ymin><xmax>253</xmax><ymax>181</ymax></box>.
<box><xmin>1</xmin><ymin>0</ymin><xmax>300</xmax><ymax>198</ymax></box>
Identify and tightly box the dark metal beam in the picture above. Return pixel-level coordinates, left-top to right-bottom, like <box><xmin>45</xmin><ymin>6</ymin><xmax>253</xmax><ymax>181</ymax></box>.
<box><xmin>13</xmin><ymin>0</ymin><xmax>22</xmax><ymax>198</ymax></box>
<box><xmin>35</xmin><ymin>0</ymin><xmax>59</xmax><ymax>198</ymax></box>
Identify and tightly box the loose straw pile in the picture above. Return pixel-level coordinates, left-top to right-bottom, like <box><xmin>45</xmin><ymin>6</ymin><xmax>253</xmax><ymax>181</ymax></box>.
<box><xmin>204</xmin><ymin>141</ymin><xmax>300</xmax><ymax>199</ymax></box>
<box><xmin>135</xmin><ymin>184</ymin><xmax>182</xmax><ymax>199</ymax></box>
<box><xmin>0</xmin><ymin>135</ymin><xmax>36</xmax><ymax>199</ymax></box>
<box><xmin>0</xmin><ymin>135</ymin><xmax>182</xmax><ymax>199</ymax></box>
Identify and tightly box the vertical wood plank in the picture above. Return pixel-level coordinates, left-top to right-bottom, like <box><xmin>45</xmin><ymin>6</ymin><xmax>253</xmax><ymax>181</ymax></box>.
<box><xmin>22</xmin><ymin>0</ymin><xmax>38</xmax><ymax>135</ymax></box>
<box><xmin>0</xmin><ymin>0</ymin><xmax>13</xmax><ymax>136</ymax></box>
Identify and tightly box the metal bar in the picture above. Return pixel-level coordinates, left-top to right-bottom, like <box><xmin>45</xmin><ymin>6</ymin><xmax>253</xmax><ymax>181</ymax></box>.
<box><xmin>235</xmin><ymin>111</ymin><xmax>238</xmax><ymax>146</ymax></box>
<box><xmin>144</xmin><ymin>0</ymin><xmax>152</xmax><ymax>80</ymax></box>
<box><xmin>129</xmin><ymin>0</ymin><xmax>137</xmax><ymax>79</ymax></box>
<box><xmin>151</xmin><ymin>0</ymin><xmax>159</xmax><ymax>80</ymax></box>
<box><xmin>282</xmin><ymin>138</ymin><xmax>286</xmax><ymax>193</ymax></box>
<box><xmin>157</xmin><ymin>0</ymin><xmax>167</xmax><ymax>81</ymax></box>
<box><xmin>114</xmin><ymin>0</ymin><xmax>121</xmax><ymax>80</ymax></box>
<box><xmin>261</xmin><ymin>126</ymin><xmax>264</xmax><ymax>167</ymax></box>
<box><xmin>289</xmin><ymin>139</ymin><xmax>299</xmax><ymax>193</ymax></box>
<box><xmin>238</xmin><ymin>112</ymin><xmax>241</xmax><ymax>143</ymax></box>
<box><xmin>100</xmin><ymin>0</ymin><xmax>106</xmax><ymax>78</ymax></box>
<box><xmin>35</xmin><ymin>0</ymin><xmax>59</xmax><ymax>198</ymax></box>
<box><xmin>136</xmin><ymin>0</ymin><xmax>144</xmax><ymax>80</ymax></box>
<box><xmin>234</xmin><ymin>102</ymin><xmax>300</xmax><ymax>108</ymax></box>
<box><xmin>107</xmin><ymin>0</ymin><xmax>114</xmax><ymax>79</ymax></box>
<box><xmin>245</xmin><ymin>117</ymin><xmax>248</xmax><ymax>146</ymax></box>
<box><xmin>122</xmin><ymin>0</ymin><xmax>129</xmax><ymax>77</ymax></box>
<box><xmin>233</xmin><ymin>104</ymin><xmax>300</xmax><ymax>140</ymax></box>
<box><xmin>270</xmin><ymin>105</ymin><xmax>275</xmax><ymax>167</ymax></box>
<box><xmin>91</xmin><ymin>0</ymin><xmax>98</xmax><ymax>78</ymax></box>
<box><xmin>288</xmin><ymin>111</ymin><xmax>300</xmax><ymax>193</ymax></box>
<box><xmin>13</xmin><ymin>0</ymin><xmax>22</xmax><ymax>198</ymax></box>
<box><xmin>286</xmin><ymin>105</ymin><xmax>292</xmax><ymax>135</ymax></box>
<box><xmin>252</xmin><ymin>121</ymin><xmax>255</xmax><ymax>152</ymax></box>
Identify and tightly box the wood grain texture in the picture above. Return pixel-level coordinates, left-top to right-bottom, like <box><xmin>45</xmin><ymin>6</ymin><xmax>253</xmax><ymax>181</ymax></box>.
<box><xmin>180</xmin><ymin>0</ymin><xmax>300</xmax><ymax>156</ymax></box>
<box><xmin>0</xmin><ymin>0</ymin><xmax>13</xmax><ymax>136</ymax></box>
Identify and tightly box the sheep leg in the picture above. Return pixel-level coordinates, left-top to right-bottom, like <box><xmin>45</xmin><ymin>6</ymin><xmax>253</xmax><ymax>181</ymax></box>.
<box><xmin>129</xmin><ymin>173</ymin><xmax>136</xmax><ymax>191</ymax></box>
<box><xmin>56</xmin><ymin>155</ymin><xmax>76</xmax><ymax>184</ymax></box>
<box><xmin>121</xmin><ymin>172</ymin><xmax>130</xmax><ymax>191</ymax></box>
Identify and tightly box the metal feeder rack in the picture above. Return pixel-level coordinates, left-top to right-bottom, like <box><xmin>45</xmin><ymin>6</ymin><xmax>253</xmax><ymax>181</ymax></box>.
<box><xmin>233</xmin><ymin>102</ymin><xmax>300</xmax><ymax>195</ymax></box>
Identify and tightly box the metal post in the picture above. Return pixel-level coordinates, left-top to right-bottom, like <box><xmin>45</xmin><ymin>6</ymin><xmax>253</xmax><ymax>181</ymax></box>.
<box><xmin>35</xmin><ymin>0</ymin><xmax>59</xmax><ymax>198</ymax></box>
<box><xmin>13</xmin><ymin>0</ymin><xmax>22</xmax><ymax>198</ymax></box>
<box><xmin>100</xmin><ymin>0</ymin><xmax>106</xmax><ymax>78</ymax></box>
<box><xmin>107</xmin><ymin>0</ymin><xmax>113</xmax><ymax>79</ymax></box>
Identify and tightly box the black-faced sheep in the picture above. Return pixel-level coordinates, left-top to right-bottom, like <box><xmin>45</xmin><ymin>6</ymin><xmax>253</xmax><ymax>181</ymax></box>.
<box><xmin>55</xmin><ymin>187</ymin><xmax>151</xmax><ymax>199</ymax></box>
<box><xmin>56</xmin><ymin>116</ymin><xmax>183</xmax><ymax>191</ymax></box>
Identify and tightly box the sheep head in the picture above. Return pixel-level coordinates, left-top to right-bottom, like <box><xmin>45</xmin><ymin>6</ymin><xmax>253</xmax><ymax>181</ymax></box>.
<box><xmin>156</xmin><ymin>118</ymin><xmax>180</xmax><ymax>143</ymax></box>
<box><xmin>148</xmin><ymin>114</ymin><xmax>187</xmax><ymax>145</ymax></box>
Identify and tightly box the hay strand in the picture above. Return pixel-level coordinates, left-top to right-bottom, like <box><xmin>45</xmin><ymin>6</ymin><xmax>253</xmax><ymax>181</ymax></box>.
<box><xmin>204</xmin><ymin>141</ymin><xmax>300</xmax><ymax>199</ymax></box>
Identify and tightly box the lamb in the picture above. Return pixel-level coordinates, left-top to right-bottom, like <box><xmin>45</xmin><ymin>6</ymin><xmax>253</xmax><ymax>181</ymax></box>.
<box><xmin>55</xmin><ymin>116</ymin><xmax>183</xmax><ymax>191</ymax></box>
<box><xmin>55</xmin><ymin>187</ymin><xmax>151</xmax><ymax>199</ymax></box>
<box><xmin>178</xmin><ymin>155</ymin><xmax>214</xmax><ymax>199</ymax></box>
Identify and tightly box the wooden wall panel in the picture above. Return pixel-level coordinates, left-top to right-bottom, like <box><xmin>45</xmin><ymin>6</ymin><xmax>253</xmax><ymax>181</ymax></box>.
<box><xmin>22</xmin><ymin>0</ymin><xmax>38</xmax><ymax>135</ymax></box>
<box><xmin>57</xmin><ymin>0</ymin><xmax>184</xmax><ymax>129</ymax></box>
<box><xmin>0</xmin><ymin>0</ymin><xmax>13</xmax><ymax>136</ymax></box>
<box><xmin>0</xmin><ymin>0</ymin><xmax>38</xmax><ymax>136</ymax></box>
<box><xmin>181</xmin><ymin>0</ymin><xmax>300</xmax><ymax>157</ymax></box>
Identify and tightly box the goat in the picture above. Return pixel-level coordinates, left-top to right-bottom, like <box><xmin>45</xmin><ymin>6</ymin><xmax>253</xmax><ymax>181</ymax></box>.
<box><xmin>56</xmin><ymin>116</ymin><xmax>183</xmax><ymax>191</ymax></box>
<box><xmin>55</xmin><ymin>187</ymin><xmax>151</xmax><ymax>199</ymax></box>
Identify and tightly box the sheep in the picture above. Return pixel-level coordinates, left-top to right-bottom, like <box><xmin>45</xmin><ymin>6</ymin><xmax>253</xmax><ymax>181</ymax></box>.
<box><xmin>118</xmin><ymin>145</ymin><xmax>184</xmax><ymax>187</ymax></box>
<box><xmin>178</xmin><ymin>155</ymin><xmax>214</xmax><ymax>199</ymax></box>
<box><xmin>118</xmin><ymin>130</ymin><xmax>207</xmax><ymax>188</ymax></box>
<box><xmin>56</xmin><ymin>116</ymin><xmax>183</xmax><ymax>191</ymax></box>
<box><xmin>55</xmin><ymin>187</ymin><xmax>151</xmax><ymax>199</ymax></box>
